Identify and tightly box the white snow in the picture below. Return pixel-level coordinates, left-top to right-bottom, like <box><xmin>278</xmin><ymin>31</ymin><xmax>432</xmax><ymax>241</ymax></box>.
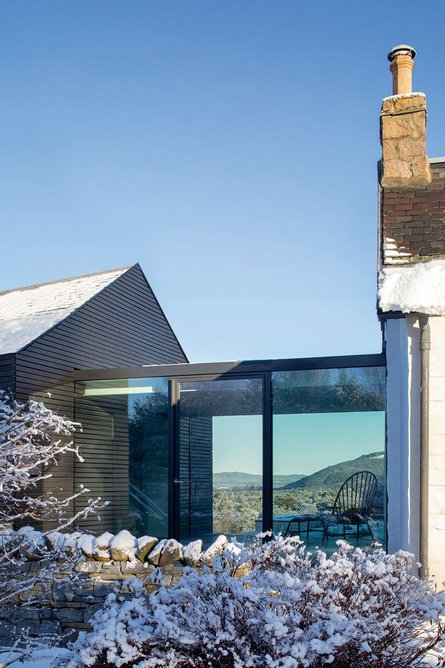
<box><xmin>93</xmin><ymin>532</ymin><xmax>114</xmax><ymax>560</ymax></box>
<box><xmin>110</xmin><ymin>530</ymin><xmax>137</xmax><ymax>560</ymax></box>
<box><xmin>136</xmin><ymin>536</ymin><xmax>156</xmax><ymax>551</ymax></box>
<box><xmin>77</xmin><ymin>534</ymin><xmax>95</xmax><ymax>558</ymax></box>
<box><xmin>0</xmin><ymin>647</ymin><xmax>71</xmax><ymax>667</ymax></box>
<box><xmin>183</xmin><ymin>539</ymin><xmax>203</xmax><ymax>565</ymax></box>
<box><xmin>0</xmin><ymin>267</ymin><xmax>129</xmax><ymax>354</ymax></box>
<box><xmin>378</xmin><ymin>260</ymin><xmax>445</xmax><ymax>315</ymax></box>
<box><xmin>202</xmin><ymin>534</ymin><xmax>227</xmax><ymax>564</ymax></box>
<box><xmin>382</xmin><ymin>91</ymin><xmax>426</xmax><ymax>102</ymax></box>
<box><xmin>64</xmin><ymin>537</ymin><xmax>445</xmax><ymax>668</ymax></box>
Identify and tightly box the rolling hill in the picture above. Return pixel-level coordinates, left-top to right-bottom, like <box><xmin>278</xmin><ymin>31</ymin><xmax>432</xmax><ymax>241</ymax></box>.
<box><xmin>213</xmin><ymin>471</ymin><xmax>305</xmax><ymax>489</ymax></box>
<box><xmin>282</xmin><ymin>452</ymin><xmax>385</xmax><ymax>489</ymax></box>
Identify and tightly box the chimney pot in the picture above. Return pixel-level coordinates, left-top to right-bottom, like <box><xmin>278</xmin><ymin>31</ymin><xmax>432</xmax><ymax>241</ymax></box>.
<box><xmin>388</xmin><ymin>44</ymin><xmax>416</xmax><ymax>95</ymax></box>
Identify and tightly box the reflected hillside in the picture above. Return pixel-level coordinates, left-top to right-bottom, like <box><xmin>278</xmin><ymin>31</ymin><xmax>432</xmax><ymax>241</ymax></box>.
<box><xmin>213</xmin><ymin>472</ymin><xmax>305</xmax><ymax>490</ymax></box>
<box><xmin>284</xmin><ymin>452</ymin><xmax>385</xmax><ymax>489</ymax></box>
<box><xmin>213</xmin><ymin>452</ymin><xmax>385</xmax><ymax>536</ymax></box>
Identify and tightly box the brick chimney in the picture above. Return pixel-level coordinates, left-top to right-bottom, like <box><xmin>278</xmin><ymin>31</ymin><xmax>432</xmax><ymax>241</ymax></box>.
<box><xmin>380</xmin><ymin>45</ymin><xmax>432</xmax><ymax>188</ymax></box>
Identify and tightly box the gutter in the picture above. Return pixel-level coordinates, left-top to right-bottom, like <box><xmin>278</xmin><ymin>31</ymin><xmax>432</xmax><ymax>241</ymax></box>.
<box><xmin>419</xmin><ymin>315</ymin><xmax>430</xmax><ymax>579</ymax></box>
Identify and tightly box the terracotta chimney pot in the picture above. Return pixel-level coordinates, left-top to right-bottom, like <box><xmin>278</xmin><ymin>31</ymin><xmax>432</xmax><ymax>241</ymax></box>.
<box><xmin>388</xmin><ymin>44</ymin><xmax>416</xmax><ymax>95</ymax></box>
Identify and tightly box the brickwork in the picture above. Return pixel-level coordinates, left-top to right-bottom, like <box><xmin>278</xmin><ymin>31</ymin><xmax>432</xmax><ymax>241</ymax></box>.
<box><xmin>382</xmin><ymin>161</ymin><xmax>445</xmax><ymax>265</ymax></box>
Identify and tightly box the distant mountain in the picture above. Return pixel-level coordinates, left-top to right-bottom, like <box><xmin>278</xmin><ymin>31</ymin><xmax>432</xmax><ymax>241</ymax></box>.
<box><xmin>214</xmin><ymin>471</ymin><xmax>305</xmax><ymax>489</ymax></box>
<box><xmin>282</xmin><ymin>452</ymin><xmax>385</xmax><ymax>490</ymax></box>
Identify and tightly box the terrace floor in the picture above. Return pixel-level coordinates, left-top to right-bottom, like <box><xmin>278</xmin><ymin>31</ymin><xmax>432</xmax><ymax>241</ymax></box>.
<box><xmin>191</xmin><ymin>523</ymin><xmax>385</xmax><ymax>555</ymax></box>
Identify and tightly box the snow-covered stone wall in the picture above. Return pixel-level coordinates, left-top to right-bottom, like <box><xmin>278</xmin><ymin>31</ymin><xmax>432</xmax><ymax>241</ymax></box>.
<box><xmin>0</xmin><ymin>530</ymin><xmax>237</xmax><ymax>646</ymax></box>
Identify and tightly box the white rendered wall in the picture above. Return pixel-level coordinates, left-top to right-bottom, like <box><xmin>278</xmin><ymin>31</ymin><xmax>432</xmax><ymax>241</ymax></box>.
<box><xmin>385</xmin><ymin>316</ymin><xmax>420</xmax><ymax>557</ymax></box>
<box><xmin>426</xmin><ymin>316</ymin><xmax>445</xmax><ymax>587</ymax></box>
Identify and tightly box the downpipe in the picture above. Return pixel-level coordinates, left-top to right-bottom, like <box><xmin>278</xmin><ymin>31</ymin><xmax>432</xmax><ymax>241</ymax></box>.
<box><xmin>419</xmin><ymin>315</ymin><xmax>430</xmax><ymax>580</ymax></box>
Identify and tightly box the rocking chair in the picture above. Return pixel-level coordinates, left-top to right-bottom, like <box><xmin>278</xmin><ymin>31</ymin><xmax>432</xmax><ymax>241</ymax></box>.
<box><xmin>322</xmin><ymin>470</ymin><xmax>378</xmax><ymax>543</ymax></box>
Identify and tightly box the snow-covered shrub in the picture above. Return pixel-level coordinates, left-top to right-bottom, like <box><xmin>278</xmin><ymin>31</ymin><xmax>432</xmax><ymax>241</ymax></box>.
<box><xmin>64</xmin><ymin>536</ymin><xmax>445</xmax><ymax>668</ymax></box>
<box><xmin>0</xmin><ymin>392</ymin><xmax>102</xmax><ymax>613</ymax></box>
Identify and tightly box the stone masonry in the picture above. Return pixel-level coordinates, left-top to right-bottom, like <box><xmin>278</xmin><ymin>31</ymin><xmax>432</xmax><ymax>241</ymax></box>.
<box><xmin>380</xmin><ymin>93</ymin><xmax>432</xmax><ymax>189</ymax></box>
<box><xmin>0</xmin><ymin>531</ymin><xmax>241</xmax><ymax>646</ymax></box>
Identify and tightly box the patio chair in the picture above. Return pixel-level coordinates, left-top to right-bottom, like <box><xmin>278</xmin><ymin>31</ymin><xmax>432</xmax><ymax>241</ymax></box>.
<box><xmin>322</xmin><ymin>470</ymin><xmax>378</xmax><ymax>543</ymax></box>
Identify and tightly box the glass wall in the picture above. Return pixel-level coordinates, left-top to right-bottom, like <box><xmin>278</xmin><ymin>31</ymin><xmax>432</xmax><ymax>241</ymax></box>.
<box><xmin>177</xmin><ymin>377</ymin><xmax>262</xmax><ymax>544</ymax></box>
<box><xmin>74</xmin><ymin>359</ymin><xmax>386</xmax><ymax>549</ymax></box>
<box><xmin>75</xmin><ymin>377</ymin><xmax>169</xmax><ymax>537</ymax></box>
<box><xmin>272</xmin><ymin>367</ymin><xmax>386</xmax><ymax>549</ymax></box>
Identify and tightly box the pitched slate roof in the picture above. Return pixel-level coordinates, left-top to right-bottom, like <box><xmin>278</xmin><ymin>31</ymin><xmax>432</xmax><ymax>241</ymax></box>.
<box><xmin>0</xmin><ymin>266</ymin><xmax>131</xmax><ymax>355</ymax></box>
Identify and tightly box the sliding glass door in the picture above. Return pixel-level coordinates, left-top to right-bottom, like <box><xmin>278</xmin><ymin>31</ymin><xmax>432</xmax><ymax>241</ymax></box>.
<box><xmin>176</xmin><ymin>377</ymin><xmax>263</xmax><ymax>545</ymax></box>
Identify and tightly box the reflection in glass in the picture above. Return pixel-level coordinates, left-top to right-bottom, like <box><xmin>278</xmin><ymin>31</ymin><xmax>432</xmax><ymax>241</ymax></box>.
<box><xmin>74</xmin><ymin>378</ymin><xmax>169</xmax><ymax>537</ymax></box>
<box><xmin>128</xmin><ymin>379</ymin><xmax>169</xmax><ymax>537</ymax></box>
<box><xmin>272</xmin><ymin>367</ymin><xmax>386</xmax><ymax>550</ymax></box>
<box><xmin>178</xmin><ymin>378</ymin><xmax>262</xmax><ymax>544</ymax></box>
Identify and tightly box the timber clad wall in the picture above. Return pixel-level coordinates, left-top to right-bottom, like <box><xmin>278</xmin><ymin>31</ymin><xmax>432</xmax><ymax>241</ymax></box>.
<box><xmin>75</xmin><ymin>395</ymin><xmax>129</xmax><ymax>533</ymax></box>
<box><xmin>381</xmin><ymin>161</ymin><xmax>445</xmax><ymax>266</ymax></box>
<box><xmin>10</xmin><ymin>264</ymin><xmax>187</xmax><ymax>525</ymax></box>
<box><xmin>0</xmin><ymin>354</ymin><xmax>15</xmax><ymax>395</ymax></box>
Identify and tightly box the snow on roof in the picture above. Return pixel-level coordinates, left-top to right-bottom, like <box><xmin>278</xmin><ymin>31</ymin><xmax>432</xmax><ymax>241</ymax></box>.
<box><xmin>378</xmin><ymin>259</ymin><xmax>445</xmax><ymax>315</ymax></box>
<box><xmin>0</xmin><ymin>266</ymin><xmax>130</xmax><ymax>354</ymax></box>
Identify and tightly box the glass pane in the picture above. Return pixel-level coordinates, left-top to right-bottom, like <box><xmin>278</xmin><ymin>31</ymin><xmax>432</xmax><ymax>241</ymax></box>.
<box><xmin>75</xmin><ymin>377</ymin><xmax>169</xmax><ymax>537</ymax></box>
<box><xmin>178</xmin><ymin>378</ymin><xmax>262</xmax><ymax>546</ymax></box>
<box><xmin>272</xmin><ymin>367</ymin><xmax>386</xmax><ymax>551</ymax></box>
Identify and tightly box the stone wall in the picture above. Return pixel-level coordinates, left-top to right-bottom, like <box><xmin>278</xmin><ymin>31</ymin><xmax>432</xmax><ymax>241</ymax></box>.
<box><xmin>0</xmin><ymin>531</ymin><xmax>233</xmax><ymax>646</ymax></box>
<box><xmin>380</xmin><ymin>93</ymin><xmax>431</xmax><ymax>189</ymax></box>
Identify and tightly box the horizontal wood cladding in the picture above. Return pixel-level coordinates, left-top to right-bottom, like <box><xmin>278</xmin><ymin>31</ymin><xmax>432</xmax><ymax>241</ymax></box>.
<box><xmin>75</xmin><ymin>395</ymin><xmax>129</xmax><ymax>534</ymax></box>
<box><xmin>13</xmin><ymin>264</ymin><xmax>187</xmax><ymax>530</ymax></box>
<box><xmin>0</xmin><ymin>354</ymin><xmax>16</xmax><ymax>395</ymax></box>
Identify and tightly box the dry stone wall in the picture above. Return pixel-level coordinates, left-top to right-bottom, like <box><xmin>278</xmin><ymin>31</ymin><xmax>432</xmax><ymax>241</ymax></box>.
<box><xmin>0</xmin><ymin>530</ymin><xmax>236</xmax><ymax>646</ymax></box>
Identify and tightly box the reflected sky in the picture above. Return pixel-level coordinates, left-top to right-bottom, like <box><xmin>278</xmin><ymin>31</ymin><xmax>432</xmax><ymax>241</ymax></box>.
<box><xmin>213</xmin><ymin>412</ymin><xmax>385</xmax><ymax>475</ymax></box>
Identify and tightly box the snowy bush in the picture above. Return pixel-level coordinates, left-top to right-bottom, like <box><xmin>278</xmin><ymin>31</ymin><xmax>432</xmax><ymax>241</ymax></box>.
<box><xmin>0</xmin><ymin>392</ymin><xmax>102</xmax><ymax>613</ymax></box>
<box><xmin>64</xmin><ymin>535</ymin><xmax>445</xmax><ymax>668</ymax></box>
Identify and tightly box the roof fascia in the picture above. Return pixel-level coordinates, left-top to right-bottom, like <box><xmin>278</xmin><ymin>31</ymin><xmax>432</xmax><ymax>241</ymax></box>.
<box><xmin>73</xmin><ymin>352</ymin><xmax>386</xmax><ymax>382</ymax></box>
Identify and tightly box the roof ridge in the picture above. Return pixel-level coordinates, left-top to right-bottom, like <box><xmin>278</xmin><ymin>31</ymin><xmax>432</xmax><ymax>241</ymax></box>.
<box><xmin>0</xmin><ymin>265</ymin><xmax>134</xmax><ymax>297</ymax></box>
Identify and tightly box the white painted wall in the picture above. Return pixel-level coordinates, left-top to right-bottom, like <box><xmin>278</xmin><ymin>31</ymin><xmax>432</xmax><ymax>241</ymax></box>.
<box><xmin>426</xmin><ymin>316</ymin><xmax>445</xmax><ymax>587</ymax></box>
<box><xmin>385</xmin><ymin>314</ymin><xmax>445</xmax><ymax>588</ymax></box>
<box><xmin>385</xmin><ymin>316</ymin><xmax>420</xmax><ymax>556</ymax></box>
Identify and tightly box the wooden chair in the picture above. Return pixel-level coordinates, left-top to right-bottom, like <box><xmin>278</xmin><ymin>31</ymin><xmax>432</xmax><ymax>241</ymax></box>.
<box><xmin>322</xmin><ymin>470</ymin><xmax>378</xmax><ymax>543</ymax></box>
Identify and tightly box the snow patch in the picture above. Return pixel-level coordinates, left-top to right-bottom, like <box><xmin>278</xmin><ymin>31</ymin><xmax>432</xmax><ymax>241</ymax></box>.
<box><xmin>77</xmin><ymin>534</ymin><xmax>94</xmax><ymax>558</ymax></box>
<box><xmin>110</xmin><ymin>530</ymin><xmax>137</xmax><ymax>561</ymax></box>
<box><xmin>383</xmin><ymin>91</ymin><xmax>426</xmax><ymax>101</ymax></box>
<box><xmin>379</xmin><ymin>260</ymin><xmax>445</xmax><ymax>315</ymax></box>
<box><xmin>0</xmin><ymin>267</ymin><xmax>128</xmax><ymax>354</ymax></box>
<box><xmin>183</xmin><ymin>539</ymin><xmax>202</xmax><ymax>566</ymax></box>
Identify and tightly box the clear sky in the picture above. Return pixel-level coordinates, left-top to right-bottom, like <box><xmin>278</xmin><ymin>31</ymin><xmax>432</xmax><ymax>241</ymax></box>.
<box><xmin>1</xmin><ymin>1</ymin><xmax>444</xmax><ymax>362</ymax></box>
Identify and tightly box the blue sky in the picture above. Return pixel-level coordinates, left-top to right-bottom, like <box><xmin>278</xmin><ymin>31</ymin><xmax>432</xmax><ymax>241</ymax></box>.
<box><xmin>1</xmin><ymin>1</ymin><xmax>444</xmax><ymax>362</ymax></box>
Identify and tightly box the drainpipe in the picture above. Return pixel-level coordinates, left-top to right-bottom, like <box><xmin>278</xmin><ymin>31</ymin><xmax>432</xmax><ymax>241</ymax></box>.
<box><xmin>419</xmin><ymin>315</ymin><xmax>430</xmax><ymax>579</ymax></box>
